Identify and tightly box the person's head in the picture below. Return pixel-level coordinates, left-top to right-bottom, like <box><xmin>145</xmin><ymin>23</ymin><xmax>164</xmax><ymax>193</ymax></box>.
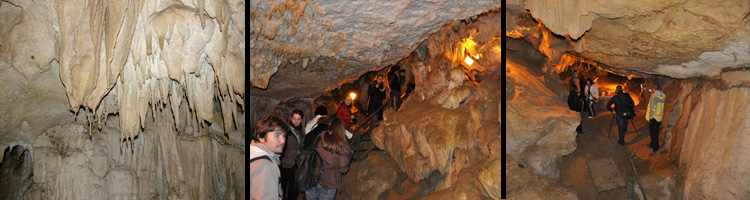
<box><xmin>322</xmin><ymin>118</ymin><xmax>348</xmax><ymax>154</ymax></box>
<box><xmin>289</xmin><ymin>109</ymin><xmax>304</xmax><ymax>127</ymax></box>
<box><xmin>314</xmin><ymin>106</ymin><xmax>328</xmax><ymax>116</ymax></box>
<box><xmin>376</xmin><ymin>74</ymin><xmax>384</xmax><ymax>83</ymax></box>
<box><xmin>653</xmin><ymin>83</ymin><xmax>661</xmax><ymax>91</ymax></box>
<box><xmin>616</xmin><ymin>86</ymin><xmax>623</xmax><ymax>95</ymax></box>
<box><xmin>343</xmin><ymin>96</ymin><xmax>352</xmax><ymax>106</ymax></box>
<box><xmin>572</xmin><ymin>70</ymin><xmax>578</xmax><ymax>78</ymax></box>
<box><xmin>586</xmin><ymin>78</ymin><xmax>593</xmax><ymax>85</ymax></box>
<box><xmin>253</xmin><ymin>115</ymin><xmax>288</xmax><ymax>154</ymax></box>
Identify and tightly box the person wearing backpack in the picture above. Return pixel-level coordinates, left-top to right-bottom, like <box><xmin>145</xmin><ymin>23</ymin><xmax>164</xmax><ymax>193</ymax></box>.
<box><xmin>280</xmin><ymin>110</ymin><xmax>305</xmax><ymax>200</ymax></box>
<box><xmin>305</xmin><ymin>118</ymin><xmax>353</xmax><ymax>200</ymax></box>
<box><xmin>646</xmin><ymin>83</ymin><xmax>665</xmax><ymax>156</ymax></box>
<box><xmin>606</xmin><ymin>86</ymin><xmax>635</xmax><ymax>145</ymax></box>
<box><xmin>251</xmin><ymin>115</ymin><xmax>289</xmax><ymax>200</ymax></box>
<box><xmin>305</xmin><ymin>106</ymin><xmax>328</xmax><ymax>134</ymax></box>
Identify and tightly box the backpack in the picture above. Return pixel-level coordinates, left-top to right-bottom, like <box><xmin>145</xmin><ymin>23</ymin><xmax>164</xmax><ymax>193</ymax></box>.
<box><xmin>295</xmin><ymin>135</ymin><xmax>323</xmax><ymax>191</ymax></box>
<box><xmin>568</xmin><ymin>89</ymin><xmax>581</xmax><ymax>111</ymax></box>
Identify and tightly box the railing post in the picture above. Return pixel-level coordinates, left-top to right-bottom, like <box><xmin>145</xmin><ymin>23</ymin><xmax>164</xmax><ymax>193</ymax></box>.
<box><xmin>356</xmin><ymin>127</ymin><xmax>362</xmax><ymax>161</ymax></box>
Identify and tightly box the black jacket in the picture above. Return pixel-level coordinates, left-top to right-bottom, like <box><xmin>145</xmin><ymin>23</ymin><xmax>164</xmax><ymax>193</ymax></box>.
<box><xmin>368</xmin><ymin>81</ymin><xmax>386</xmax><ymax>108</ymax></box>
<box><xmin>303</xmin><ymin>123</ymin><xmax>328</xmax><ymax>149</ymax></box>
<box><xmin>606</xmin><ymin>93</ymin><xmax>634</xmax><ymax>114</ymax></box>
<box><xmin>388</xmin><ymin>73</ymin><xmax>404</xmax><ymax>92</ymax></box>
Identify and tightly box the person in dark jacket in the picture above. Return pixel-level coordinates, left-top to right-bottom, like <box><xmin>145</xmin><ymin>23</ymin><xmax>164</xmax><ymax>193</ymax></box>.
<box><xmin>388</xmin><ymin>66</ymin><xmax>406</xmax><ymax>111</ymax></box>
<box><xmin>305</xmin><ymin>118</ymin><xmax>353</xmax><ymax>200</ymax></box>
<box><xmin>606</xmin><ymin>86</ymin><xmax>635</xmax><ymax>145</ymax></box>
<box><xmin>368</xmin><ymin>74</ymin><xmax>386</xmax><ymax>121</ymax></box>
<box><xmin>280</xmin><ymin>110</ymin><xmax>305</xmax><ymax>200</ymax></box>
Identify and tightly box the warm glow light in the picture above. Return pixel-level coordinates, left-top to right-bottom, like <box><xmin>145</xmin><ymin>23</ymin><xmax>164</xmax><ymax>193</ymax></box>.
<box><xmin>464</xmin><ymin>56</ymin><xmax>474</xmax><ymax>66</ymax></box>
<box><xmin>349</xmin><ymin>92</ymin><xmax>356</xmax><ymax>100</ymax></box>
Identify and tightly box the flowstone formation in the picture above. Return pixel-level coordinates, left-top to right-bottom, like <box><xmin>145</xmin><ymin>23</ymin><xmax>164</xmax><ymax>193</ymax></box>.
<box><xmin>362</xmin><ymin>11</ymin><xmax>502</xmax><ymax>199</ymax></box>
<box><xmin>0</xmin><ymin>0</ymin><xmax>245</xmax><ymax>198</ymax></box>
<box><xmin>250</xmin><ymin>0</ymin><xmax>502</xmax><ymax>99</ymax></box>
<box><xmin>56</xmin><ymin>0</ymin><xmax>245</xmax><ymax>148</ymax></box>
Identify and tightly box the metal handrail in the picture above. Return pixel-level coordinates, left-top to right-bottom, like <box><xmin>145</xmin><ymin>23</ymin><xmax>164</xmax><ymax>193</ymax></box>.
<box><xmin>350</xmin><ymin>98</ymin><xmax>393</xmax><ymax>161</ymax></box>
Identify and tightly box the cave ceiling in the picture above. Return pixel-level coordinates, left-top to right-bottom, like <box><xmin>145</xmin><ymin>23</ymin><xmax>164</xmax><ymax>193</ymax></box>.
<box><xmin>250</xmin><ymin>0</ymin><xmax>503</xmax><ymax>100</ymax></box>
<box><xmin>507</xmin><ymin>0</ymin><xmax>750</xmax><ymax>79</ymax></box>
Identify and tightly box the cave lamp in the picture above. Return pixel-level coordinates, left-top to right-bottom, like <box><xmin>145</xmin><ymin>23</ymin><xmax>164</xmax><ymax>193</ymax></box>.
<box><xmin>464</xmin><ymin>56</ymin><xmax>475</xmax><ymax>66</ymax></box>
<box><xmin>349</xmin><ymin>92</ymin><xmax>357</xmax><ymax>100</ymax></box>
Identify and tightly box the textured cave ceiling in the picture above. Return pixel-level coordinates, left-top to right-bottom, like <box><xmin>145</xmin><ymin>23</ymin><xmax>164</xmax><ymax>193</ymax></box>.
<box><xmin>507</xmin><ymin>0</ymin><xmax>750</xmax><ymax>79</ymax></box>
<box><xmin>0</xmin><ymin>0</ymin><xmax>245</xmax><ymax>148</ymax></box>
<box><xmin>250</xmin><ymin>0</ymin><xmax>503</xmax><ymax>100</ymax></box>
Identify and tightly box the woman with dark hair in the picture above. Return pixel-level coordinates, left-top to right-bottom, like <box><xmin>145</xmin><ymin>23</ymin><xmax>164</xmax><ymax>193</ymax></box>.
<box><xmin>305</xmin><ymin>118</ymin><xmax>353</xmax><ymax>200</ymax></box>
<box><xmin>280</xmin><ymin>110</ymin><xmax>305</xmax><ymax>200</ymax></box>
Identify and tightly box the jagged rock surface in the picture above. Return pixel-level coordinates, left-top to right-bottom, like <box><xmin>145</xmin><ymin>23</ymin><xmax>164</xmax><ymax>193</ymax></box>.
<box><xmin>338</xmin><ymin>151</ymin><xmax>406</xmax><ymax>200</ymax></box>
<box><xmin>250</xmin><ymin>0</ymin><xmax>502</xmax><ymax>99</ymax></box>
<box><xmin>656</xmin><ymin>73</ymin><xmax>750</xmax><ymax>199</ymax></box>
<box><xmin>508</xmin><ymin>0</ymin><xmax>750</xmax><ymax>79</ymax></box>
<box><xmin>507</xmin><ymin>156</ymin><xmax>579</xmax><ymax>200</ymax></box>
<box><xmin>506</xmin><ymin>49</ymin><xmax>578</xmax><ymax>178</ymax></box>
<box><xmin>366</xmin><ymin>11</ymin><xmax>502</xmax><ymax>198</ymax></box>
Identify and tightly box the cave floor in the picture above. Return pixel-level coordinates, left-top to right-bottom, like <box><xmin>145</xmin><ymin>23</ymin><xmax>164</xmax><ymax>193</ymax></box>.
<box><xmin>559</xmin><ymin>97</ymin><xmax>679</xmax><ymax>200</ymax></box>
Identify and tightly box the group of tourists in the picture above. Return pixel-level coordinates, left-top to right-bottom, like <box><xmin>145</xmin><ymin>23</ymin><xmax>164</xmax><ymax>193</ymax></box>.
<box><xmin>250</xmin><ymin>65</ymin><xmax>411</xmax><ymax>200</ymax></box>
<box><xmin>251</xmin><ymin>106</ymin><xmax>354</xmax><ymax>200</ymax></box>
<box><xmin>567</xmin><ymin>70</ymin><xmax>666</xmax><ymax>157</ymax></box>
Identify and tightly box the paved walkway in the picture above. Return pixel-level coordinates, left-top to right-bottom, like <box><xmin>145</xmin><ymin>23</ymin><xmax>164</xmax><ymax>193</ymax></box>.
<box><xmin>559</xmin><ymin>97</ymin><xmax>678</xmax><ymax>200</ymax></box>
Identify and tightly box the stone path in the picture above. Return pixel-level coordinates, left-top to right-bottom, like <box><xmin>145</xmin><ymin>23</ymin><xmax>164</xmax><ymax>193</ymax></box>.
<box><xmin>559</xmin><ymin>97</ymin><xmax>679</xmax><ymax>200</ymax></box>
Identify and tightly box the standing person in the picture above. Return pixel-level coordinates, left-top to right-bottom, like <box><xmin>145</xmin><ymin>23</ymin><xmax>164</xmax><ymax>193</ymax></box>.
<box><xmin>368</xmin><ymin>74</ymin><xmax>386</xmax><ymax>122</ymax></box>
<box><xmin>606</xmin><ymin>86</ymin><xmax>635</xmax><ymax>145</ymax></box>
<box><xmin>646</xmin><ymin>83</ymin><xmax>665</xmax><ymax>156</ymax></box>
<box><xmin>336</xmin><ymin>96</ymin><xmax>353</xmax><ymax>130</ymax></box>
<box><xmin>585</xmin><ymin>78</ymin><xmax>600</xmax><ymax>118</ymax></box>
<box><xmin>305</xmin><ymin>119</ymin><xmax>354</xmax><ymax>200</ymax></box>
<box><xmin>251</xmin><ymin>115</ymin><xmax>289</xmax><ymax>200</ymax></box>
<box><xmin>579</xmin><ymin>74</ymin><xmax>588</xmax><ymax>113</ymax></box>
<box><xmin>569</xmin><ymin>70</ymin><xmax>579</xmax><ymax>90</ymax></box>
<box><xmin>305</xmin><ymin>106</ymin><xmax>328</xmax><ymax>134</ymax></box>
<box><xmin>568</xmin><ymin>70</ymin><xmax>584</xmax><ymax>134</ymax></box>
<box><xmin>335</xmin><ymin>97</ymin><xmax>355</xmax><ymax>140</ymax></box>
<box><xmin>388</xmin><ymin>66</ymin><xmax>406</xmax><ymax>111</ymax></box>
<box><xmin>280</xmin><ymin>110</ymin><xmax>305</xmax><ymax>200</ymax></box>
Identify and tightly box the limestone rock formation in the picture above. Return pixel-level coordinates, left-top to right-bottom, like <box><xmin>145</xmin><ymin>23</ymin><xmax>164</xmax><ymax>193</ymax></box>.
<box><xmin>0</xmin><ymin>146</ymin><xmax>33</xmax><ymax>200</ymax></box>
<box><xmin>250</xmin><ymin>0</ymin><xmax>502</xmax><ymax>99</ymax></box>
<box><xmin>508</xmin><ymin>0</ymin><xmax>750</xmax><ymax>79</ymax></box>
<box><xmin>365</xmin><ymin>11</ymin><xmax>502</xmax><ymax>198</ymax></box>
<box><xmin>0</xmin><ymin>0</ymin><xmax>245</xmax><ymax>198</ymax></box>
<box><xmin>339</xmin><ymin>151</ymin><xmax>406</xmax><ymax>200</ymax></box>
<box><xmin>506</xmin><ymin>49</ymin><xmax>578</xmax><ymax>178</ymax></box>
<box><xmin>507</xmin><ymin>156</ymin><xmax>579</xmax><ymax>200</ymax></box>
<box><xmin>653</xmin><ymin>74</ymin><xmax>750</xmax><ymax>199</ymax></box>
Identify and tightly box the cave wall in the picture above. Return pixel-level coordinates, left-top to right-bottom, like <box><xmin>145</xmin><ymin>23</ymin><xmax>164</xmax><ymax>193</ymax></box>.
<box><xmin>366</xmin><ymin>10</ymin><xmax>503</xmax><ymax>199</ymax></box>
<box><xmin>655</xmin><ymin>72</ymin><xmax>750</xmax><ymax>199</ymax></box>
